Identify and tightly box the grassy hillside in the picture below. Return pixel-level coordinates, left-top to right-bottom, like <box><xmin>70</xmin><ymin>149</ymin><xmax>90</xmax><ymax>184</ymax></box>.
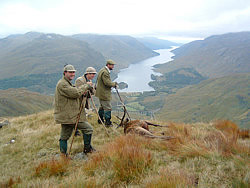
<box><xmin>155</xmin><ymin>32</ymin><xmax>250</xmax><ymax>78</ymax></box>
<box><xmin>136</xmin><ymin>37</ymin><xmax>181</xmax><ymax>50</ymax></box>
<box><xmin>157</xmin><ymin>73</ymin><xmax>250</xmax><ymax>128</ymax></box>
<box><xmin>72</xmin><ymin>34</ymin><xmax>159</xmax><ymax>72</ymax></box>
<box><xmin>0</xmin><ymin>88</ymin><xmax>53</xmax><ymax>117</ymax></box>
<box><xmin>0</xmin><ymin>110</ymin><xmax>249</xmax><ymax>187</ymax></box>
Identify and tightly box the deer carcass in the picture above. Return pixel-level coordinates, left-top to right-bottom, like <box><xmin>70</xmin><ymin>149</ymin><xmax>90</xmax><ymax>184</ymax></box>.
<box><xmin>116</xmin><ymin>111</ymin><xmax>173</xmax><ymax>140</ymax></box>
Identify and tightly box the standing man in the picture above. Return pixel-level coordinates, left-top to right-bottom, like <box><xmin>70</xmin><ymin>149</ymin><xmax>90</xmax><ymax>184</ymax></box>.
<box><xmin>74</xmin><ymin>67</ymin><xmax>97</xmax><ymax>136</ymax></box>
<box><xmin>95</xmin><ymin>60</ymin><xmax>118</xmax><ymax>127</ymax></box>
<box><xmin>75</xmin><ymin>66</ymin><xmax>97</xmax><ymax>108</ymax></box>
<box><xmin>54</xmin><ymin>64</ymin><xmax>95</xmax><ymax>157</ymax></box>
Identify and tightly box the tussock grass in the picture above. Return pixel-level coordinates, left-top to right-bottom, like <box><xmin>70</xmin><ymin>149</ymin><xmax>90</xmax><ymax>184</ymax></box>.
<box><xmin>157</xmin><ymin>121</ymin><xmax>249</xmax><ymax>159</ymax></box>
<box><xmin>145</xmin><ymin>168</ymin><xmax>196</xmax><ymax>188</ymax></box>
<box><xmin>84</xmin><ymin>135</ymin><xmax>153</xmax><ymax>184</ymax></box>
<box><xmin>34</xmin><ymin>156</ymin><xmax>70</xmax><ymax>177</ymax></box>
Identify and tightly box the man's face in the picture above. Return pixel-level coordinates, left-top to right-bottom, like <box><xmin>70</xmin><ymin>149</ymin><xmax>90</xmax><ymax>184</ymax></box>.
<box><xmin>86</xmin><ymin>73</ymin><xmax>96</xmax><ymax>80</ymax></box>
<box><xmin>64</xmin><ymin>71</ymin><xmax>75</xmax><ymax>81</ymax></box>
<box><xmin>107</xmin><ymin>64</ymin><xmax>115</xmax><ymax>70</ymax></box>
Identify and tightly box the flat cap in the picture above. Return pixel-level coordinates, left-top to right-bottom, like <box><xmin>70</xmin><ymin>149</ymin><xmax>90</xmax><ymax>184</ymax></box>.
<box><xmin>106</xmin><ymin>59</ymin><xmax>116</xmax><ymax>65</ymax></box>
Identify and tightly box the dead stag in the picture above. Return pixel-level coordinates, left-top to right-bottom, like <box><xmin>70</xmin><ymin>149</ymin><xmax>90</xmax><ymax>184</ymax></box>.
<box><xmin>116</xmin><ymin>110</ymin><xmax>173</xmax><ymax>140</ymax></box>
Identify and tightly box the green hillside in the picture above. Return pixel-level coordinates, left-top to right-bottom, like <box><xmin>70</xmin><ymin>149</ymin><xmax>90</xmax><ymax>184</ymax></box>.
<box><xmin>149</xmin><ymin>67</ymin><xmax>207</xmax><ymax>92</ymax></box>
<box><xmin>72</xmin><ymin>34</ymin><xmax>159</xmax><ymax>72</ymax></box>
<box><xmin>136</xmin><ymin>37</ymin><xmax>181</xmax><ymax>50</ymax></box>
<box><xmin>157</xmin><ymin>73</ymin><xmax>250</xmax><ymax>128</ymax></box>
<box><xmin>154</xmin><ymin>32</ymin><xmax>250</xmax><ymax>78</ymax></box>
<box><xmin>0</xmin><ymin>88</ymin><xmax>53</xmax><ymax>117</ymax></box>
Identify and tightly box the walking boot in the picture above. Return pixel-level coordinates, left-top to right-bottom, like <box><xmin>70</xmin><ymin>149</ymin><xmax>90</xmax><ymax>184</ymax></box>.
<box><xmin>98</xmin><ymin>109</ymin><xmax>104</xmax><ymax>124</ymax></box>
<box><xmin>83</xmin><ymin>134</ymin><xmax>96</xmax><ymax>154</ymax></box>
<box><xmin>59</xmin><ymin>139</ymin><xmax>68</xmax><ymax>156</ymax></box>
<box><xmin>104</xmin><ymin>111</ymin><xmax>112</xmax><ymax>127</ymax></box>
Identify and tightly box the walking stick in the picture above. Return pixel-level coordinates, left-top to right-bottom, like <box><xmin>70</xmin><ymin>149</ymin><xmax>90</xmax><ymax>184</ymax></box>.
<box><xmin>88</xmin><ymin>91</ymin><xmax>110</xmax><ymax>137</ymax></box>
<box><xmin>115</xmin><ymin>88</ymin><xmax>131</xmax><ymax>121</ymax></box>
<box><xmin>68</xmin><ymin>93</ymin><xmax>87</xmax><ymax>156</ymax></box>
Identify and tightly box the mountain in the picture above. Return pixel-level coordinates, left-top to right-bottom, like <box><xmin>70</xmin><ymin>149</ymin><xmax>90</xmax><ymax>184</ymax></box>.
<box><xmin>154</xmin><ymin>32</ymin><xmax>250</xmax><ymax>78</ymax></box>
<box><xmin>156</xmin><ymin>73</ymin><xmax>250</xmax><ymax>128</ymax></box>
<box><xmin>0</xmin><ymin>32</ymin><xmax>106</xmax><ymax>80</ymax></box>
<box><xmin>72</xmin><ymin>34</ymin><xmax>159</xmax><ymax>71</ymax></box>
<box><xmin>0</xmin><ymin>88</ymin><xmax>53</xmax><ymax>117</ymax></box>
<box><xmin>136</xmin><ymin>37</ymin><xmax>181</xmax><ymax>50</ymax></box>
<box><xmin>0</xmin><ymin>110</ymin><xmax>248</xmax><ymax>187</ymax></box>
<box><xmin>0</xmin><ymin>32</ymin><xmax>43</xmax><ymax>56</ymax></box>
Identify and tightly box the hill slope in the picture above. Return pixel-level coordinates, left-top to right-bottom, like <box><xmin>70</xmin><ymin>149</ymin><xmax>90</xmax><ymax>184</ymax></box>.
<box><xmin>157</xmin><ymin>73</ymin><xmax>250</xmax><ymax>128</ymax></box>
<box><xmin>72</xmin><ymin>34</ymin><xmax>159</xmax><ymax>71</ymax></box>
<box><xmin>0</xmin><ymin>33</ymin><xmax>106</xmax><ymax>80</ymax></box>
<box><xmin>0</xmin><ymin>110</ymin><xmax>249</xmax><ymax>187</ymax></box>
<box><xmin>0</xmin><ymin>88</ymin><xmax>53</xmax><ymax>117</ymax></box>
<box><xmin>155</xmin><ymin>32</ymin><xmax>250</xmax><ymax>78</ymax></box>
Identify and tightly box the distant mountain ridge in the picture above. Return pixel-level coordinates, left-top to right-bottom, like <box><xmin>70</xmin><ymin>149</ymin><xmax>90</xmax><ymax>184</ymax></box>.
<box><xmin>155</xmin><ymin>32</ymin><xmax>250</xmax><ymax>78</ymax></box>
<box><xmin>0</xmin><ymin>32</ymin><xmax>106</xmax><ymax>79</ymax></box>
<box><xmin>136</xmin><ymin>37</ymin><xmax>181</xmax><ymax>50</ymax></box>
<box><xmin>72</xmin><ymin>34</ymin><xmax>159</xmax><ymax>71</ymax></box>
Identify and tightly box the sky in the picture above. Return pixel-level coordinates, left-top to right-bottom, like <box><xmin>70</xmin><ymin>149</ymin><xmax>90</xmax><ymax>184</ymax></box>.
<box><xmin>0</xmin><ymin>0</ymin><xmax>249</xmax><ymax>43</ymax></box>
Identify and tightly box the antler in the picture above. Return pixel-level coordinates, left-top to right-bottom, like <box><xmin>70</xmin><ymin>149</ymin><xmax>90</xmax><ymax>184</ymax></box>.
<box><xmin>145</xmin><ymin>121</ymin><xmax>169</xmax><ymax>127</ymax></box>
<box><xmin>117</xmin><ymin>106</ymin><xmax>127</xmax><ymax>128</ymax></box>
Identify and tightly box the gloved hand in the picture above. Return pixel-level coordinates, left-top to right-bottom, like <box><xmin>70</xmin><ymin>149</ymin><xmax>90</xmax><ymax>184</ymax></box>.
<box><xmin>114</xmin><ymin>82</ymin><xmax>119</xmax><ymax>89</ymax></box>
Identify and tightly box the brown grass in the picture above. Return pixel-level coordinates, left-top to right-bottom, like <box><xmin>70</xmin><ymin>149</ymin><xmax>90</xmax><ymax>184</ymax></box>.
<box><xmin>158</xmin><ymin>121</ymin><xmax>249</xmax><ymax>158</ymax></box>
<box><xmin>0</xmin><ymin>177</ymin><xmax>21</xmax><ymax>188</ymax></box>
<box><xmin>84</xmin><ymin>134</ymin><xmax>153</xmax><ymax>184</ymax></box>
<box><xmin>146</xmin><ymin>168</ymin><xmax>196</xmax><ymax>188</ymax></box>
<box><xmin>34</xmin><ymin>156</ymin><xmax>70</xmax><ymax>177</ymax></box>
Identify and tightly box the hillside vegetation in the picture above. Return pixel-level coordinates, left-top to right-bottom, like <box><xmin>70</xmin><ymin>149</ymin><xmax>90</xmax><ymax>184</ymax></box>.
<box><xmin>0</xmin><ymin>88</ymin><xmax>53</xmax><ymax>117</ymax></box>
<box><xmin>157</xmin><ymin>73</ymin><xmax>250</xmax><ymax>128</ymax></box>
<box><xmin>154</xmin><ymin>32</ymin><xmax>250</xmax><ymax>78</ymax></box>
<box><xmin>149</xmin><ymin>67</ymin><xmax>207</xmax><ymax>93</ymax></box>
<box><xmin>0</xmin><ymin>110</ymin><xmax>249</xmax><ymax>187</ymax></box>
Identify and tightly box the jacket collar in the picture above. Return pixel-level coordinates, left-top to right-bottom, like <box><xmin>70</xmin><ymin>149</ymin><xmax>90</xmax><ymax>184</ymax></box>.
<box><xmin>84</xmin><ymin>74</ymin><xmax>90</xmax><ymax>82</ymax></box>
<box><xmin>105</xmin><ymin>66</ymin><xmax>111</xmax><ymax>73</ymax></box>
<box><xmin>63</xmin><ymin>76</ymin><xmax>73</xmax><ymax>86</ymax></box>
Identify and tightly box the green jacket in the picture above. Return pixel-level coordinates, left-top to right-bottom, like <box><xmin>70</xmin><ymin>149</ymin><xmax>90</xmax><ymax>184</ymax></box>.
<box><xmin>54</xmin><ymin>76</ymin><xmax>90</xmax><ymax>124</ymax></box>
<box><xmin>95</xmin><ymin>67</ymin><xmax>116</xmax><ymax>101</ymax></box>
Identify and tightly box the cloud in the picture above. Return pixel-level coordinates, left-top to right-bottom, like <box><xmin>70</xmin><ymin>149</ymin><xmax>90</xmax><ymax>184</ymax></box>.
<box><xmin>0</xmin><ymin>0</ymin><xmax>249</xmax><ymax>39</ymax></box>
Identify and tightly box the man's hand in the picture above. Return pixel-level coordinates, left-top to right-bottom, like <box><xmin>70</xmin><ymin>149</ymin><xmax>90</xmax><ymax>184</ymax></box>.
<box><xmin>114</xmin><ymin>82</ymin><xmax>119</xmax><ymax>89</ymax></box>
<box><xmin>87</xmin><ymin>82</ymin><xmax>93</xmax><ymax>87</ymax></box>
